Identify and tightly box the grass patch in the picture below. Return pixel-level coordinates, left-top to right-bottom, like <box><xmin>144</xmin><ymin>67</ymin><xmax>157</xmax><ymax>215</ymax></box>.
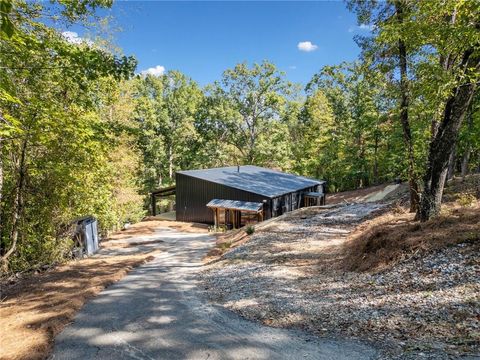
<box><xmin>219</xmin><ymin>242</ymin><xmax>231</xmax><ymax>250</ymax></box>
<box><xmin>245</xmin><ymin>225</ymin><xmax>255</xmax><ymax>235</ymax></box>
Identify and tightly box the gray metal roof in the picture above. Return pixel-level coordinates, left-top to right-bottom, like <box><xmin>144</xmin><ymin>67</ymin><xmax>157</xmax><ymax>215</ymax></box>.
<box><xmin>206</xmin><ymin>199</ymin><xmax>263</xmax><ymax>212</ymax></box>
<box><xmin>178</xmin><ymin>165</ymin><xmax>324</xmax><ymax>198</ymax></box>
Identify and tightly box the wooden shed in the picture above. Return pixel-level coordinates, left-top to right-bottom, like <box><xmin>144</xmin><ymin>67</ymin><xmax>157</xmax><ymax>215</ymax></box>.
<box><xmin>175</xmin><ymin>165</ymin><xmax>326</xmax><ymax>225</ymax></box>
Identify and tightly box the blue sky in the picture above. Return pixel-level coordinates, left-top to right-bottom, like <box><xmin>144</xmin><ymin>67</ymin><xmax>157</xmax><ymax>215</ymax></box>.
<box><xmin>69</xmin><ymin>1</ymin><xmax>370</xmax><ymax>87</ymax></box>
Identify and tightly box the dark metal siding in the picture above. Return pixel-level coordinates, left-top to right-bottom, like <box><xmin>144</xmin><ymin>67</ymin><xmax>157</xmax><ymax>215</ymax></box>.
<box><xmin>270</xmin><ymin>184</ymin><xmax>322</xmax><ymax>217</ymax></box>
<box><xmin>176</xmin><ymin>174</ymin><xmax>326</xmax><ymax>224</ymax></box>
<box><xmin>176</xmin><ymin>173</ymin><xmax>271</xmax><ymax>223</ymax></box>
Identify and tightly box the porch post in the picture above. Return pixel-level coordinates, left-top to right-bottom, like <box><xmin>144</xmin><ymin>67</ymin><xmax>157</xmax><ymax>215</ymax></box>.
<box><xmin>151</xmin><ymin>193</ymin><xmax>157</xmax><ymax>216</ymax></box>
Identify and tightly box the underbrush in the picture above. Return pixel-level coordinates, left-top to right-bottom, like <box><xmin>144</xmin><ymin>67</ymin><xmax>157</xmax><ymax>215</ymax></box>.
<box><xmin>443</xmin><ymin>173</ymin><xmax>480</xmax><ymax>202</ymax></box>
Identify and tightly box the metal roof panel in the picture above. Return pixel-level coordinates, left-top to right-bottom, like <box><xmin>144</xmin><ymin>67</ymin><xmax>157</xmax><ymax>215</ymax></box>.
<box><xmin>206</xmin><ymin>199</ymin><xmax>264</xmax><ymax>212</ymax></box>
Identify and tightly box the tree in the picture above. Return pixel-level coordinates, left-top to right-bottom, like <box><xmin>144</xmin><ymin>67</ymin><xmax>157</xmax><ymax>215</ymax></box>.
<box><xmin>347</xmin><ymin>0</ymin><xmax>421</xmax><ymax>211</ymax></box>
<box><xmin>418</xmin><ymin>48</ymin><xmax>479</xmax><ymax>220</ymax></box>
<box><xmin>394</xmin><ymin>1</ymin><xmax>420</xmax><ymax>211</ymax></box>
<box><xmin>202</xmin><ymin>61</ymin><xmax>296</xmax><ymax>166</ymax></box>
<box><xmin>307</xmin><ymin>61</ymin><xmax>396</xmax><ymax>191</ymax></box>
<box><xmin>133</xmin><ymin>71</ymin><xmax>203</xmax><ymax>191</ymax></box>
<box><xmin>401</xmin><ymin>1</ymin><xmax>480</xmax><ymax>221</ymax></box>
<box><xmin>294</xmin><ymin>90</ymin><xmax>336</xmax><ymax>181</ymax></box>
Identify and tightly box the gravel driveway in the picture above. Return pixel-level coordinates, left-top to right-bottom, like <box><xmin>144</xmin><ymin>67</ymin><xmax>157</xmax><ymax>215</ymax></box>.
<box><xmin>51</xmin><ymin>226</ymin><xmax>378</xmax><ymax>359</ymax></box>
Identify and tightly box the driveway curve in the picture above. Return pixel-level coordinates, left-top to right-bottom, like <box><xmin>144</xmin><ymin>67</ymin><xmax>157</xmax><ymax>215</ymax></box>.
<box><xmin>52</xmin><ymin>226</ymin><xmax>378</xmax><ymax>360</ymax></box>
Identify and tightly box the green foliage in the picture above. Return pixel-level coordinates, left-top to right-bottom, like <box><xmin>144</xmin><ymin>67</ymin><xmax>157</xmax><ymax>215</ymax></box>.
<box><xmin>133</xmin><ymin>71</ymin><xmax>203</xmax><ymax>191</ymax></box>
<box><xmin>219</xmin><ymin>242</ymin><xmax>231</xmax><ymax>250</ymax></box>
<box><xmin>304</xmin><ymin>61</ymin><xmax>406</xmax><ymax>191</ymax></box>
<box><xmin>0</xmin><ymin>0</ymin><xmax>14</xmax><ymax>38</ymax></box>
<box><xmin>0</xmin><ymin>0</ymin><xmax>142</xmax><ymax>274</ymax></box>
<box><xmin>245</xmin><ymin>225</ymin><xmax>255</xmax><ymax>235</ymax></box>
<box><xmin>348</xmin><ymin>0</ymin><xmax>480</xmax><ymax>220</ymax></box>
<box><xmin>457</xmin><ymin>193</ymin><xmax>476</xmax><ymax>208</ymax></box>
<box><xmin>458</xmin><ymin>94</ymin><xmax>480</xmax><ymax>174</ymax></box>
<box><xmin>199</xmin><ymin>61</ymin><xmax>297</xmax><ymax>168</ymax></box>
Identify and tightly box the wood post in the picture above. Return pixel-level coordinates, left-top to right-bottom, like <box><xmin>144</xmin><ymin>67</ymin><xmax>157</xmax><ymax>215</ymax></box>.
<box><xmin>151</xmin><ymin>194</ymin><xmax>157</xmax><ymax>216</ymax></box>
<box><xmin>210</xmin><ymin>206</ymin><xmax>265</xmax><ymax>229</ymax></box>
<box><xmin>235</xmin><ymin>211</ymin><xmax>241</xmax><ymax>228</ymax></box>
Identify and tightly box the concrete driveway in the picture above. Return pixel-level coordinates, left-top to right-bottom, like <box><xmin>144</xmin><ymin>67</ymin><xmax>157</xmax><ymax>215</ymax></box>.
<box><xmin>52</xmin><ymin>226</ymin><xmax>378</xmax><ymax>359</ymax></box>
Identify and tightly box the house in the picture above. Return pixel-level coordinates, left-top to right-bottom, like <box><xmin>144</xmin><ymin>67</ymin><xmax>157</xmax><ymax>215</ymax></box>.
<box><xmin>175</xmin><ymin>165</ymin><xmax>326</xmax><ymax>227</ymax></box>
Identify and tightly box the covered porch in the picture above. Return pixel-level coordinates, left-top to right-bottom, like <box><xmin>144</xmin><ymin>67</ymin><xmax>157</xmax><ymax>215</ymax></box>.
<box><xmin>207</xmin><ymin>199</ymin><xmax>264</xmax><ymax>230</ymax></box>
<box><xmin>303</xmin><ymin>191</ymin><xmax>326</xmax><ymax>207</ymax></box>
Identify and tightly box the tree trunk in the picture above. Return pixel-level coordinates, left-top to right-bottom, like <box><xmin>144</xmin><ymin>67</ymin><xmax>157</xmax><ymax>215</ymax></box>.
<box><xmin>168</xmin><ymin>144</ymin><xmax>173</xmax><ymax>181</ymax></box>
<box><xmin>461</xmin><ymin>149</ymin><xmax>471</xmax><ymax>177</ymax></box>
<box><xmin>396</xmin><ymin>1</ymin><xmax>419</xmax><ymax>212</ymax></box>
<box><xmin>358</xmin><ymin>134</ymin><xmax>365</xmax><ymax>188</ymax></box>
<box><xmin>157</xmin><ymin>172</ymin><xmax>163</xmax><ymax>188</ymax></box>
<box><xmin>373</xmin><ymin>131</ymin><xmax>379</xmax><ymax>184</ymax></box>
<box><xmin>1</xmin><ymin>139</ymin><xmax>27</xmax><ymax>271</ymax></box>
<box><xmin>461</xmin><ymin>108</ymin><xmax>474</xmax><ymax>177</ymax></box>
<box><xmin>418</xmin><ymin>49</ymin><xmax>478</xmax><ymax>222</ymax></box>
<box><xmin>447</xmin><ymin>145</ymin><xmax>456</xmax><ymax>180</ymax></box>
<box><xmin>0</xmin><ymin>138</ymin><xmax>3</xmax><ymax>256</ymax></box>
<box><xmin>247</xmin><ymin>116</ymin><xmax>256</xmax><ymax>164</ymax></box>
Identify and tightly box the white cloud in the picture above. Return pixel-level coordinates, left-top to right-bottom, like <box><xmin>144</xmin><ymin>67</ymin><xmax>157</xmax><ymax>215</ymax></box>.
<box><xmin>349</xmin><ymin>24</ymin><xmax>376</xmax><ymax>33</ymax></box>
<box><xmin>62</xmin><ymin>31</ymin><xmax>93</xmax><ymax>46</ymax></box>
<box><xmin>289</xmin><ymin>65</ymin><xmax>297</xmax><ymax>70</ymax></box>
<box><xmin>62</xmin><ymin>31</ymin><xmax>82</xmax><ymax>44</ymax></box>
<box><xmin>297</xmin><ymin>41</ymin><xmax>318</xmax><ymax>52</ymax></box>
<box><xmin>140</xmin><ymin>65</ymin><xmax>166</xmax><ymax>77</ymax></box>
<box><xmin>359</xmin><ymin>23</ymin><xmax>376</xmax><ymax>31</ymax></box>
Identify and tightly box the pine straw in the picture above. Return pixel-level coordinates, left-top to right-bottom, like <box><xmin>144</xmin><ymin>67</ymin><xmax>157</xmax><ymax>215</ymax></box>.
<box><xmin>0</xmin><ymin>251</ymin><xmax>159</xmax><ymax>360</ymax></box>
<box><xmin>343</xmin><ymin>202</ymin><xmax>480</xmax><ymax>272</ymax></box>
<box><xmin>204</xmin><ymin>228</ymin><xmax>250</xmax><ymax>259</ymax></box>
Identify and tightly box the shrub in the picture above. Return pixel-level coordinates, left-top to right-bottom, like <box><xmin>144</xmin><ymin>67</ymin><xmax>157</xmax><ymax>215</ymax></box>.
<box><xmin>458</xmin><ymin>193</ymin><xmax>477</xmax><ymax>207</ymax></box>
<box><xmin>219</xmin><ymin>242</ymin><xmax>231</xmax><ymax>250</ymax></box>
<box><xmin>245</xmin><ymin>225</ymin><xmax>255</xmax><ymax>235</ymax></box>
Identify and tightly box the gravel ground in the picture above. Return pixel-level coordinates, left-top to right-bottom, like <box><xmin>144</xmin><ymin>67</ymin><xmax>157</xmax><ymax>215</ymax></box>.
<box><xmin>199</xmin><ymin>203</ymin><xmax>480</xmax><ymax>359</ymax></box>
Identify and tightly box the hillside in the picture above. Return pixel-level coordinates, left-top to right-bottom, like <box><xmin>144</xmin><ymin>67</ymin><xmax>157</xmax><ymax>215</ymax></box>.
<box><xmin>200</xmin><ymin>175</ymin><xmax>480</xmax><ymax>359</ymax></box>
